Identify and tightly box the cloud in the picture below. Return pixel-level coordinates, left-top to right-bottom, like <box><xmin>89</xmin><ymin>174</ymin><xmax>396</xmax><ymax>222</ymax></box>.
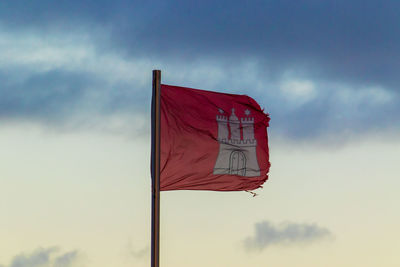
<box><xmin>86</xmin><ymin>0</ymin><xmax>400</xmax><ymax>93</ymax></box>
<box><xmin>129</xmin><ymin>246</ymin><xmax>149</xmax><ymax>260</ymax></box>
<box><xmin>53</xmin><ymin>251</ymin><xmax>79</xmax><ymax>267</ymax></box>
<box><xmin>9</xmin><ymin>247</ymin><xmax>58</xmax><ymax>267</ymax></box>
<box><xmin>2</xmin><ymin>0</ymin><xmax>400</xmax><ymax>89</ymax></box>
<box><xmin>1</xmin><ymin>1</ymin><xmax>400</xmax><ymax>141</ymax></box>
<box><xmin>0</xmin><ymin>27</ymin><xmax>151</xmax><ymax>135</ymax></box>
<box><xmin>244</xmin><ymin>221</ymin><xmax>332</xmax><ymax>251</ymax></box>
<box><xmin>1</xmin><ymin>25</ymin><xmax>399</xmax><ymax>141</ymax></box>
<box><xmin>0</xmin><ymin>247</ymin><xmax>81</xmax><ymax>267</ymax></box>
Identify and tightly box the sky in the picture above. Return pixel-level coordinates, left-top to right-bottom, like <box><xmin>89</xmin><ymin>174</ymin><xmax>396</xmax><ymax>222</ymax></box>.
<box><xmin>1</xmin><ymin>1</ymin><xmax>399</xmax><ymax>266</ymax></box>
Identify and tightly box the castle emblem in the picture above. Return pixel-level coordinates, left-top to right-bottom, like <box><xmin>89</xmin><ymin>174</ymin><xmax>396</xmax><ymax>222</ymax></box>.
<box><xmin>213</xmin><ymin>108</ymin><xmax>260</xmax><ymax>177</ymax></box>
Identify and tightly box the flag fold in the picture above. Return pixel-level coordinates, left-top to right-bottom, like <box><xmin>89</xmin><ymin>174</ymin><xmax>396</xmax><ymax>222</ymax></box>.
<box><xmin>160</xmin><ymin>84</ymin><xmax>270</xmax><ymax>191</ymax></box>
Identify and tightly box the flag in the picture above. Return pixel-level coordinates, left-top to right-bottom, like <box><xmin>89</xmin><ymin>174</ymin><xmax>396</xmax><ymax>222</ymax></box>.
<box><xmin>160</xmin><ymin>84</ymin><xmax>270</xmax><ymax>191</ymax></box>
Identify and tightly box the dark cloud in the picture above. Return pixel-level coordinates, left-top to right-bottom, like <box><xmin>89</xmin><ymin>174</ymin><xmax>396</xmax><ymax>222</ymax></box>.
<box><xmin>269</xmin><ymin>89</ymin><xmax>400</xmax><ymax>140</ymax></box>
<box><xmin>114</xmin><ymin>0</ymin><xmax>400</xmax><ymax>89</ymax></box>
<box><xmin>0</xmin><ymin>70</ymin><xmax>88</xmax><ymax>119</ymax></box>
<box><xmin>1</xmin><ymin>63</ymin><xmax>399</xmax><ymax>140</ymax></box>
<box><xmin>3</xmin><ymin>0</ymin><xmax>400</xmax><ymax>88</ymax></box>
<box><xmin>244</xmin><ymin>220</ymin><xmax>332</xmax><ymax>251</ymax></box>
<box><xmin>1</xmin><ymin>247</ymin><xmax>80</xmax><ymax>267</ymax></box>
<box><xmin>0</xmin><ymin>68</ymin><xmax>149</xmax><ymax>123</ymax></box>
<box><xmin>0</xmin><ymin>0</ymin><xmax>119</xmax><ymax>27</ymax></box>
<box><xmin>1</xmin><ymin>0</ymin><xmax>399</xmax><ymax>140</ymax></box>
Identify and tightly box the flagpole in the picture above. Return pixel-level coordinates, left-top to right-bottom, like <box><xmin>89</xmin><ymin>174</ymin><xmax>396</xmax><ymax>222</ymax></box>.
<box><xmin>151</xmin><ymin>70</ymin><xmax>161</xmax><ymax>267</ymax></box>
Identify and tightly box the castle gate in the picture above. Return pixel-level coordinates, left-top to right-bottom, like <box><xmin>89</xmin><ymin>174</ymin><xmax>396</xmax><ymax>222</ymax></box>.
<box><xmin>229</xmin><ymin>150</ymin><xmax>247</xmax><ymax>176</ymax></box>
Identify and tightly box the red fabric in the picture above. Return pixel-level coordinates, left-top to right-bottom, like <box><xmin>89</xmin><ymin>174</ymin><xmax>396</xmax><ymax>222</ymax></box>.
<box><xmin>160</xmin><ymin>84</ymin><xmax>270</xmax><ymax>191</ymax></box>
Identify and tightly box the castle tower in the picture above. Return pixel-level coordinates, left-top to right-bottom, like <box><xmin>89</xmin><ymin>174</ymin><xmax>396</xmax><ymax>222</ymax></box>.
<box><xmin>216</xmin><ymin>112</ymin><xmax>228</xmax><ymax>141</ymax></box>
<box><xmin>241</xmin><ymin>110</ymin><xmax>255</xmax><ymax>141</ymax></box>
<box><xmin>229</xmin><ymin>108</ymin><xmax>240</xmax><ymax>140</ymax></box>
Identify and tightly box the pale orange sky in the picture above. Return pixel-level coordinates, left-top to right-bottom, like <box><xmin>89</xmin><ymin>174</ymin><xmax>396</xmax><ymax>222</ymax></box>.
<box><xmin>1</xmin><ymin>124</ymin><xmax>399</xmax><ymax>267</ymax></box>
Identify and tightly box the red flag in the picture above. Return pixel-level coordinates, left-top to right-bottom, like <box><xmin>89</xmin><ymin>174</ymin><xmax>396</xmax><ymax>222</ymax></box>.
<box><xmin>160</xmin><ymin>84</ymin><xmax>270</xmax><ymax>191</ymax></box>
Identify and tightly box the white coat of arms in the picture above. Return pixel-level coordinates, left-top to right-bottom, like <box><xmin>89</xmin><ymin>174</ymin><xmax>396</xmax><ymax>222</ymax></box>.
<box><xmin>213</xmin><ymin>108</ymin><xmax>260</xmax><ymax>177</ymax></box>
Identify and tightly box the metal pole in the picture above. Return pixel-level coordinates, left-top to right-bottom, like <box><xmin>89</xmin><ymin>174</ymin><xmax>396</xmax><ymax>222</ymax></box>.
<box><xmin>151</xmin><ymin>70</ymin><xmax>161</xmax><ymax>267</ymax></box>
